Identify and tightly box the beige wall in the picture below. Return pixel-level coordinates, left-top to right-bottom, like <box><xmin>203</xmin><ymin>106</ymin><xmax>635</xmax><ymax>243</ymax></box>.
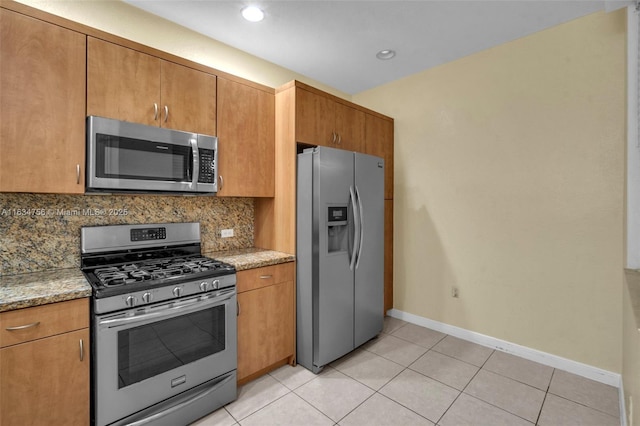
<box><xmin>354</xmin><ymin>10</ymin><xmax>626</xmax><ymax>372</ymax></box>
<box><xmin>14</xmin><ymin>0</ymin><xmax>350</xmax><ymax>99</ymax></box>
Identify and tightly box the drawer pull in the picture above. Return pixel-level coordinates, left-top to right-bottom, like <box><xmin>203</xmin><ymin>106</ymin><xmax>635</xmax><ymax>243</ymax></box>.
<box><xmin>5</xmin><ymin>321</ymin><xmax>40</xmax><ymax>331</ymax></box>
<box><xmin>80</xmin><ymin>339</ymin><xmax>84</xmax><ymax>361</ymax></box>
<box><xmin>259</xmin><ymin>275</ymin><xmax>273</xmax><ymax>279</ymax></box>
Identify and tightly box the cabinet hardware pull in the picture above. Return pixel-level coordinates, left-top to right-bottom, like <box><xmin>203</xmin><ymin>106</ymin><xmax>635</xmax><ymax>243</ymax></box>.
<box><xmin>79</xmin><ymin>339</ymin><xmax>84</xmax><ymax>361</ymax></box>
<box><xmin>154</xmin><ymin>103</ymin><xmax>159</xmax><ymax>121</ymax></box>
<box><xmin>237</xmin><ymin>301</ymin><xmax>240</xmax><ymax>316</ymax></box>
<box><xmin>5</xmin><ymin>321</ymin><xmax>40</xmax><ymax>331</ymax></box>
<box><xmin>76</xmin><ymin>164</ymin><xmax>81</xmax><ymax>184</ymax></box>
<box><xmin>164</xmin><ymin>105</ymin><xmax>169</xmax><ymax>123</ymax></box>
<box><xmin>332</xmin><ymin>131</ymin><xmax>337</xmax><ymax>144</ymax></box>
<box><xmin>259</xmin><ymin>275</ymin><xmax>272</xmax><ymax>279</ymax></box>
<box><xmin>219</xmin><ymin>175</ymin><xmax>224</xmax><ymax>190</ymax></box>
<box><xmin>337</xmin><ymin>134</ymin><xmax>342</xmax><ymax>145</ymax></box>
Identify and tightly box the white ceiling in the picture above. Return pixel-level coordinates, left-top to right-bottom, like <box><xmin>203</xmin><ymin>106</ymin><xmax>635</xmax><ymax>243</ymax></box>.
<box><xmin>124</xmin><ymin>0</ymin><xmax>628</xmax><ymax>95</ymax></box>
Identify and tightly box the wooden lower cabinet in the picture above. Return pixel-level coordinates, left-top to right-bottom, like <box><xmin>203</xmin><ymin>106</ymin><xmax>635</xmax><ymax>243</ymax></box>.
<box><xmin>0</xmin><ymin>299</ymin><xmax>89</xmax><ymax>426</ymax></box>
<box><xmin>236</xmin><ymin>263</ymin><xmax>295</xmax><ymax>384</ymax></box>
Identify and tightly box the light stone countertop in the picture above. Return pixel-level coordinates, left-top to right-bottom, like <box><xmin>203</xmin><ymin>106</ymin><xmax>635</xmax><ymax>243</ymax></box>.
<box><xmin>205</xmin><ymin>247</ymin><xmax>295</xmax><ymax>271</ymax></box>
<box><xmin>0</xmin><ymin>268</ymin><xmax>92</xmax><ymax>313</ymax></box>
<box><xmin>0</xmin><ymin>248</ymin><xmax>294</xmax><ymax>313</ymax></box>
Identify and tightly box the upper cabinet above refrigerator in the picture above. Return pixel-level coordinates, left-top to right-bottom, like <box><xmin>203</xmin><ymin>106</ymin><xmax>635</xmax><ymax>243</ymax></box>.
<box><xmin>296</xmin><ymin>87</ymin><xmax>366</xmax><ymax>153</ymax></box>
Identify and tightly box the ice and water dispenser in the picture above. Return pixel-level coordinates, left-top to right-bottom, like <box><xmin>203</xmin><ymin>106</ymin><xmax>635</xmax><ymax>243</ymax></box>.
<box><xmin>327</xmin><ymin>206</ymin><xmax>348</xmax><ymax>253</ymax></box>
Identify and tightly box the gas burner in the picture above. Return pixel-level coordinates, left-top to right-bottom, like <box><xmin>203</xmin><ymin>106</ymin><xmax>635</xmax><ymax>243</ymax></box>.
<box><xmin>88</xmin><ymin>255</ymin><xmax>236</xmax><ymax>290</ymax></box>
<box><xmin>130</xmin><ymin>270</ymin><xmax>151</xmax><ymax>280</ymax></box>
<box><xmin>81</xmin><ymin>223</ymin><xmax>236</xmax><ymax>305</ymax></box>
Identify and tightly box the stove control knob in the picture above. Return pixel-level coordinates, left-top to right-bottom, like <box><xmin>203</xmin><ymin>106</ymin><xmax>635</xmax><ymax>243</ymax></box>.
<box><xmin>172</xmin><ymin>287</ymin><xmax>183</xmax><ymax>297</ymax></box>
<box><xmin>142</xmin><ymin>292</ymin><xmax>153</xmax><ymax>304</ymax></box>
<box><xmin>125</xmin><ymin>295</ymin><xmax>137</xmax><ymax>307</ymax></box>
<box><xmin>200</xmin><ymin>281</ymin><xmax>210</xmax><ymax>292</ymax></box>
<box><xmin>212</xmin><ymin>279</ymin><xmax>220</xmax><ymax>290</ymax></box>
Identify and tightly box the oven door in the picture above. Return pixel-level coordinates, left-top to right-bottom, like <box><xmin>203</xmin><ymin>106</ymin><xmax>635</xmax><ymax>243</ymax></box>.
<box><xmin>93</xmin><ymin>288</ymin><xmax>236</xmax><ymax>426</ymax></box>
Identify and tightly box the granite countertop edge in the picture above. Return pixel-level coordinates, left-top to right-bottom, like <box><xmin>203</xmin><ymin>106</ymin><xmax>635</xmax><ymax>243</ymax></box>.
<box><xmin>0</xmin><ymin>248</ymin><xmax>295</xmax><ymax>313</ymax></box>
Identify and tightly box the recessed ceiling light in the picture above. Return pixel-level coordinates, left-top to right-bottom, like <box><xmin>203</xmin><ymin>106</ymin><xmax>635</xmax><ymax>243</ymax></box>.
<box><xmin>376</xmin><ymin>49</ymin><xmax>396</xmax><ymax>60</ymax></box>
<box><xmin>242</xmin><ymin>5</ymin><xmax>264</xmax><ymax>22</ymax></box>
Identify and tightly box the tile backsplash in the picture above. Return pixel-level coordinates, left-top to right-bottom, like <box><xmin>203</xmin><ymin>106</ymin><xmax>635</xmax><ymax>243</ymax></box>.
<box><xmin>0</xmin><ymin>193</ymin><xmax>254</xmax><ymax>276</ymax></box>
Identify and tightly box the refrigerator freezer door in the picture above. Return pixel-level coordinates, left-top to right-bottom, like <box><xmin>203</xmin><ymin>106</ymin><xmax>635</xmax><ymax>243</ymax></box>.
<box><xmin>314</xmin><ymin>147</ymin><xmax>356</xmax><ymax>367</ymax></box>
<box><xmin>353</xmin><ymin>153</ymin><xmax>385</xmax><ymax>347</ymax></box>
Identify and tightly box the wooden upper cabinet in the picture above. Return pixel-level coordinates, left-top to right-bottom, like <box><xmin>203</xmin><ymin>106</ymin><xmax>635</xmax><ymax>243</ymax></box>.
<box><xmin>217</xmin><ymin>77</ymin><xmax>274</xmax><ymax>197</ymax></box>
<box><xmin>296</xmin><ymin>87</ymin><xmax>334</xmax><ymax>146</ymax></box>
<box><xmin>88</xmin><ymin>37</ymin><xmax>216</xmax><ymax>135</ymax></box>
<box><xmin>160</xmin><ymin>60</ymin><xmax>216</xmax><ymax>136</ymax></box>
<box><xmin>296</xmin><ymin>87</ymin><xmax>365</xmax><ymax>151</ymax></box>
<box><xmin>365</xmin><ymin>113</ymin><xmax>394</xmax><ymax>199</ymax></box>
<box><xmin>0</xmin><ymin>9</ymin><xmax>86</xmax><ymax>194</ymax></box>
<box><xmin>335</xmin><ymin>102</ymin><xmax>365</xmax><ymax>152</ymax></box>
<box><xmin>87</xmin><ymin>37</ymin><xmax>159</xmax><ymax>126</ymax></box>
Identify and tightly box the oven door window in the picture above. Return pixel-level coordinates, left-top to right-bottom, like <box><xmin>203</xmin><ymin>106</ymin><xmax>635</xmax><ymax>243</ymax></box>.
<box><xmin>117</xmin><ymin>306</ymin><xmax>225</xmax><ymax>389</ymax></box>
<box><xmin>96</xmin><ymin>133</ymin><xmax>191</xmax><ymax>182</ymax></box>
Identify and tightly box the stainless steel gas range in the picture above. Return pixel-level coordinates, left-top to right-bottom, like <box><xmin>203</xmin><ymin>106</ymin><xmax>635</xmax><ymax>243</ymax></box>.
<box><xmin>81</xmin><ymin>222</ymin><xmax>237</xmax><ymax>426</ymax></box>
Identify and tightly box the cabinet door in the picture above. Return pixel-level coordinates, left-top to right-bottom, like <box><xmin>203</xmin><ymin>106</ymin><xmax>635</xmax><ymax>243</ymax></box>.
<box><xmin>335</xmin><ymin>102</ymin><xmax>365</xmax><ymax>152</ymax></box>
<box><xmin>161</xmin><ymin>61</ymin><xmax>216</xmax><ymax>135</ymax></box>
<box><xmin>0</xmin><ymin>328</ymin><xmax>90</xmax><ymax>425</ymax></box>
<box><xmin>384</xmin><ymin>200</ymin><xmax>394</xmax><ymax>313</ymax></box>
<box><xmin>295</xmin><ymin>88</ymin><xmax>334</xmax><ymax>146</ymax></box>
<box><xmin>237</xmin><ymin>281</ymin><xmax>294</xmax><ymax>382</ymax></box>
<box><xmin>87</xmin><ymin>37</ymin><xmax>160</xmax><ymax>126</ymax></box>
<box><xmin>0</xmin><ymin>9</ymin><xmax>86</xmax><ymax>194</ymax></box>
<box><xmin>365</xmin><ymin>114</ymin><xmax>394</xmax><ymax>199</ymax></box>
<box><xmin>217</xmin><ymin>78</ymin><xmax>275</xmax><ymax>197</ymax></box>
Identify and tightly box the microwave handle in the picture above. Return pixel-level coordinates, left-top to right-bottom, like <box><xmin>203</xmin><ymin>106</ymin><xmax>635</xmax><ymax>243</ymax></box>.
<box><xmin>190</xmin><ymin>138</ymin><xmax>199</xmax><ymax>189</ymax></box>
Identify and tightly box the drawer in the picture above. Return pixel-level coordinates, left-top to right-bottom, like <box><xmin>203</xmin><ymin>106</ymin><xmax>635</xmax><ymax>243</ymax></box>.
<box><xmin>0</xmin><ymin>298</ymin><xmax>89</xmax><ymax>348</ymax></box>
<box><xmin>237</xmin><ymin>262</ymin><xmax>294</xmax><ymax>293</ymax></box>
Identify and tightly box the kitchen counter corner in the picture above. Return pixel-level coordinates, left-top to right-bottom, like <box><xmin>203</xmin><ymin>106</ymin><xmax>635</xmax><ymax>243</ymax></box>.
<box><xmin>205</xmin><ymin>248</ymin><xmax>295</xmax><ymax>271</ymax></box>
<box><xmin>0</xmin><ymin>268</ymin><xmax>92</xmax><ymax>313</ymax></box>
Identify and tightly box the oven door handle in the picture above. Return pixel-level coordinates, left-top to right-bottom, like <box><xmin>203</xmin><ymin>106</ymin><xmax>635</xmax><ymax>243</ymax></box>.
<box><xmin>124</xmin><ymin>371</ymin><xmax>235</xmax><ymax>426</ymax></box>
<box><xmin>98</xmin><ymin>289</ymin><xmax>235</xmax><ymax>328</ymax></box>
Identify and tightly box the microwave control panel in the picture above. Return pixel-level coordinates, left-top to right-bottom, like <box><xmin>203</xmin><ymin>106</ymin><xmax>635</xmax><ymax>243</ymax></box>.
<box><xmin>198</xmin><ymin>149</ymin><xmax>216</xmax><ymax>183</ymax></box>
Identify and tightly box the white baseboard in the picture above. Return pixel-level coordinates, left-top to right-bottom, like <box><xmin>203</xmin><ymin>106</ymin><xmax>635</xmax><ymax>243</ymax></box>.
<box><xmin>386</xmin><ymin>308</ymin><xmax>622</xmax><ymax>388</ymax></box>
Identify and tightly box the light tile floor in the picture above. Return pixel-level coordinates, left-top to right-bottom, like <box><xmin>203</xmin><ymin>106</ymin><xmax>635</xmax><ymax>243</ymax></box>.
<box><xmin>191</xmin><ymin>317</ymin><xmax>621</xmax><ymax>426</ymax></box>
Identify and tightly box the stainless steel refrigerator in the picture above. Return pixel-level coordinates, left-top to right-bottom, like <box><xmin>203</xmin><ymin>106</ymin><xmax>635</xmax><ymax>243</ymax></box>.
<box><xmin>297</xmin><ymin>146</ymin><xmax>384</xmax><ymax>373</ymax></box>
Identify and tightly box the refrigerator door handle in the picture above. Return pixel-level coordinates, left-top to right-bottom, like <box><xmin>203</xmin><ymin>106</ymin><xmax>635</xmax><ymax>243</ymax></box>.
<box><xmin>349</xmin><ymin>185</ymin><xmax>360</xmax><ymax>271</ymax></box>
<box><xmin>355</xmin><ymin>185</ymin><xmax>365</xmax><ymax>269</ymax></box>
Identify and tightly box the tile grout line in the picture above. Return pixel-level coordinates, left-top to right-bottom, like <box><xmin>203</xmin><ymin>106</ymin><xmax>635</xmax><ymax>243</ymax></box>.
<box><xmin>434</xmin><ymin>346</ymin><xmax>497</xmax><ymax>425</ymax></box>
<box><xmin>229</xmin><ymin>318</ymin><xmax>620</xmax><ymax>426</ymax></box>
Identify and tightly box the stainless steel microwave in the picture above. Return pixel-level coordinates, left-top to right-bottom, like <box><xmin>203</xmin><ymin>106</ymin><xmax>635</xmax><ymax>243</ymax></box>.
<box><xmin>86</xmin><ymin>116</ymin><xmax>217</xmax><ymax>194</ymax></box>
